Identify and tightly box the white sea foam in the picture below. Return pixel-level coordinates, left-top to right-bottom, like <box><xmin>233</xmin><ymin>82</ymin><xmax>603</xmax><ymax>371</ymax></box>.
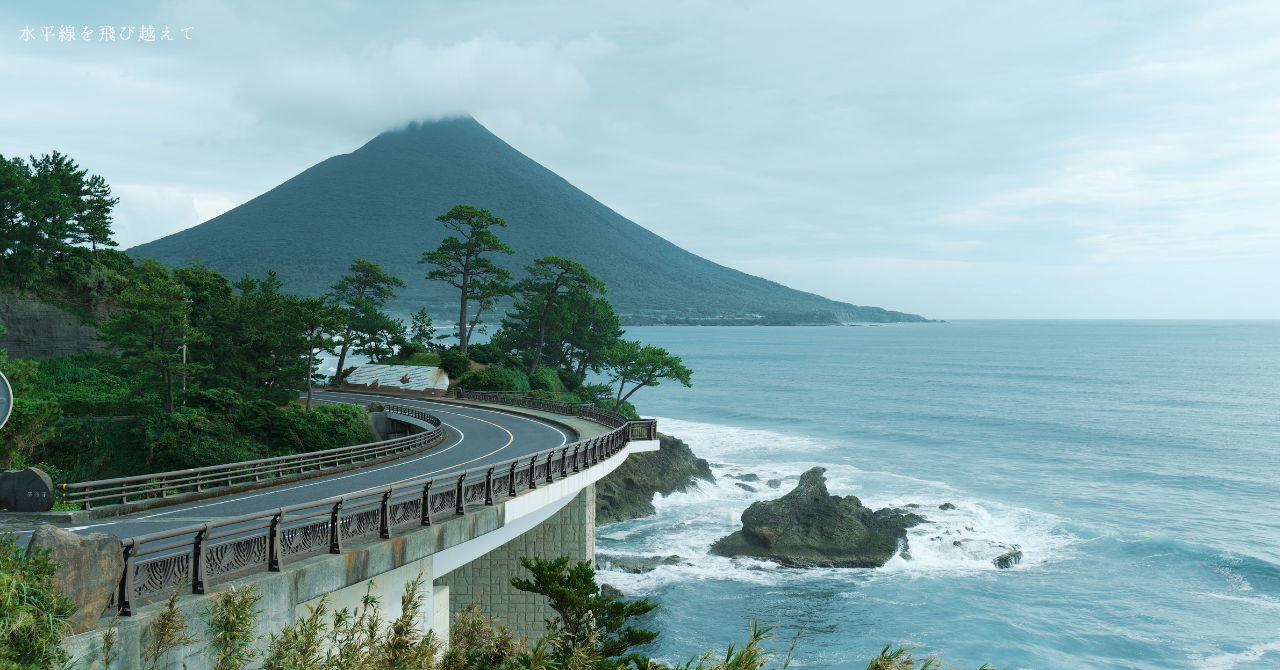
<box><xmin>1190</xmin><ymin>634</ymin><xmax>1280</xmax><ymax>670</ymax></box>
<box><xmin>597</xmin><ymin>418</ymin><xmax>1081</xmax><ymax>593</ymax></box>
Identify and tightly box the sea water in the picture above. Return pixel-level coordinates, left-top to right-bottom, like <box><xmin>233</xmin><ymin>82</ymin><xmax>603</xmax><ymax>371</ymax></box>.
<box><xmin>600</xmin><ymin>321</ymin><xmax>1280</xmax><ymax>670</ymax></box>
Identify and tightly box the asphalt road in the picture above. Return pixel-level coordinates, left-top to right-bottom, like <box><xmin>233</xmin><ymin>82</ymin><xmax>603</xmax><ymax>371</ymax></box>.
<box><xmin>9</xmin><ymin>391</ymin><xmax>573</xmax><ymax>544</ymax></box>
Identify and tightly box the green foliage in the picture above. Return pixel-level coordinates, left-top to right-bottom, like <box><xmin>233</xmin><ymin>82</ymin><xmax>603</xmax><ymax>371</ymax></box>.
<box><xmin>29</xmin><ymin>387</ymin><xmax>374</xmax><ymax>482</ymax></box>
<box><xmin>438</xmin><ymin>350</ymin><xmax>471</xmax><ymax>379</ymax></box>
<box><xmin>100</xmin><ymin>258</ymin><xmax>201</xmax><ymax>413</ymax></box>
<box><xmin>860</xmin><ymin>646</ymin><xmax>996</xmax><ymax>670</ymax></box>
<box><xmin>457</xmin><ymin>366</ymin><xmax>530</xmax><ymax>393</ymax></box>
<box><xmin>508</xmin><ymin>257</ymin><xmax>607</xmax><ymax>376</ymax></box>
<box><xmin>408</xmin><ymin>309</ymin><xmax>446</xmax><ymax>352</ymax></box>
<box><xmin>528</xmin><ymin>368</ymin><xmax>566</xmax><ymax>393</ymax></box>
<box><xmin>405</xmin><ymin>352</ymin><xmax>443</xmax><ymax>367</ymax></box>
<box><xmin>557</xmin><ymin>367</ymin><xmax>582</xmax><ymax>391</ymax></box>
<box><xmin>329</xmin><ymin>259</ymin><xmax>406</xmax><ymax>383</ymax></box>
<box><xmin>0</xmin><ymin>151</ymin><xmax>119</xmax><ymax>295</ymax></box>
<box><xmin>605</xmin><ymin>341</ymin><xmax>693</xmax><ymax>410</ymax></box>
<box><xmin>0</xmin><ymin>531</ymin><xmax>76</xmax><ymax>669</ymax></box>
<box><xmin>492</xmin><ymin>284</ymin><xmax>622</xmax><ymax>382</ymax></box>
<box><xmin>143</xmin><ymin>581</ymin><xmax>196</xmax><ymax>670</ymax></box>
<box><xmin>421</xmin><ymin>204</ymin><xmax>515</xmax><ymax>354</ymax></box>
<box><xmin>511</xmin><ymin>555</ymin><xmax>659</xmax><ymax>669</ymax></box>
<box><xmin>0</xmin><ymin>352</ymin><xmax>59</xmax><ymax>470</ymax></box>
<box><xmin>262</xmin><ymin>576</ymin><xmax>442</xmax><ymax>670</ymax></box>
<box><xmin>464</xmin><ymin>343</ymin><xmax>501</xmax><ymax>366</ymax></box>
<box><xmin>207</xmin><ymin>584</ymin><xmax>264</xmax><ymax>670</ymax></box>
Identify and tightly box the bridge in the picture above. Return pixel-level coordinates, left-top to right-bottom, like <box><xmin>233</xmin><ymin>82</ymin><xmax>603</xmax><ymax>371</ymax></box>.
<box><xmin>13</xmin><ymin>391</ymin><xmax>658</xmax><ymax>670</ymax></box>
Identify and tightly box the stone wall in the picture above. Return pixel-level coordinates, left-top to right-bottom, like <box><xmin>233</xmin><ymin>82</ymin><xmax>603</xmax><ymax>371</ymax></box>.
<box><xmin>436</xmin><ymin>484</ymin><xmax>596</xmax><ymax>640</ymax></box>
<box><xmin>0</xmin><ymin>293</ymin><xmax>107</xmax><ymax>358</ymax></box>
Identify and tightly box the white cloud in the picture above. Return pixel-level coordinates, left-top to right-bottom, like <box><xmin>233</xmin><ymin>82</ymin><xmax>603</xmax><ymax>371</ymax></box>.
<box><xmin>234</xmin><ymin>31</ymin><xmax>617</xmax><ymax>136</ymax></box>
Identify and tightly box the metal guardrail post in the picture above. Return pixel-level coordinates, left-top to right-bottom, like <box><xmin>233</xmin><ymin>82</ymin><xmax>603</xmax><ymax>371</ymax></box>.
<box><xmin>546</xmin><ymin>453</ymin><xmax>555</xmax><ymax>484</ymax></box>
<box><xmin>192</xmin><ymin>524</ymin><xmax>209</xmax><ymax>594</ymax></box>
<box><xmin>484</xmin><ymin>467</ymin><xmax>494</xmax><ymax>505</ymax></box>
<box><xmin>268</xmin><ymin>511</ymin><xmax>283</xmax><ymax>571</ymax></box>
<box><xmin>454</xmin><ymin>474</ymin><xmax>466</xmax><ymax>515</ymax></box>
<box><xmin>379</xmin><ymin>490</ymin><xmax>392</xmax><ymax>539</ymax></box>
<box><xmin>329</xmin><ymin>500</ymin><xmax>344</xmax><ymax>553</ymax></box>
<box><xmin>119</xmin><ymin>542</ymin><xmax>137</xmax><ymax>616</ymax></box>
<box><xmin>420</xmin><ymin>480</ymin><xmax>433</xmax><ymax>526</ymax></box>
<box><xmin>527</xmin><ymin>457</ymin><xmax>537</xmax><ymax>490</ymax></box>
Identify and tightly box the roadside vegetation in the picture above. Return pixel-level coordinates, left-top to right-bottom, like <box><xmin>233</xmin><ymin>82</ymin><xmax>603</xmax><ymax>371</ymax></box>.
<box><xmin>0</xmin><ymin>540</ymin><xmax>996</xmax><ymax>670</ymax></box>
<box><xmin>0</xmin><ymin>151</ymin><xmax>690</xmax><ymax>485</ymax></box>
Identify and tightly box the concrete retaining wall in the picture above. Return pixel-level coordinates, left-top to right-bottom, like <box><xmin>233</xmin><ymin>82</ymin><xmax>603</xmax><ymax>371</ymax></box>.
<box><xmin>0</xmin><ymin>293</ymin><xmax>107</xmax><ymax>358</ymax></box>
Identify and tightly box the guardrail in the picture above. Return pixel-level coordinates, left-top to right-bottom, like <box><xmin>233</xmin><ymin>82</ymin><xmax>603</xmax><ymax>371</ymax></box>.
<box><xmin>111</xmin><ymin>415</ymin><xmax>658</xmax><ymax>615</ymax></box>
<box><xmin>455</xmin><ymin>389</ymin><xmax>631</xmax><ymax>428</ymax></box>
<box><xmin>60</xmin><ymin>405</ymin><xmax>446</xmax><ymax>510</ymax></box>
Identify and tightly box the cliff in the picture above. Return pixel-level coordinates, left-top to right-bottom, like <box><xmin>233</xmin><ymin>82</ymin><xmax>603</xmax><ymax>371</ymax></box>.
<box><xmin>595</xmin><ymin>433</ymin><xmax>714</xmax><ymax>523</ymax></box>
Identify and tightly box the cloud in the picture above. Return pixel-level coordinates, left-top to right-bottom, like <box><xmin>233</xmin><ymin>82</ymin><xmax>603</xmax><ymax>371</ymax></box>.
<box><xmin>234</xmin><ymin>31</ymin><xmax>617</xmax><ymax>135</ymax></box>
<box><xmin>111</xmin><ymin>185</ymin><xmax>202</xmax><ymax>249</ymax></box>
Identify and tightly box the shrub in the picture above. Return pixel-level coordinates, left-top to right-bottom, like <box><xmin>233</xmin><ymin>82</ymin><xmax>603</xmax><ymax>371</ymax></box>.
<box><xmin>465</xmin><ymin>343</ymin><xmax>501</xmax><ymax>365</ymax></box>
<box><xmin>556</xmin><ymin>367</ymin><xmax>582</xmax><ymax>391</ymax></box>
<box><xmin>0</xmin><ymin>532</ymin><xmax>76</xmax><ymax>669</ymax></box>
<box><xmin>407</xmin><ymin>352</ymin><xmax>442</xmax><ymax>367</ymax></box>
<box><xmin>438</xmin><ymin>350</ymin><xmax>471</xmax><ymax>379</ymax></box>
<box><xmin>528</xmin><ymin>368</ymin><xmax>566</xmax><ymax>393</ymax></box>
<box><xmin>457</xmin><ymin>367</ymin><xmax>530</xmax><ymax>393</ymax></box>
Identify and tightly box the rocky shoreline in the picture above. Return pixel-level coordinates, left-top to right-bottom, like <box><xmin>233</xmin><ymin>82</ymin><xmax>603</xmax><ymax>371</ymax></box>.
<box><xmin>595</xmin><ymin>433</ymin><xmax>714</xmax><ymax>523</ymax></box>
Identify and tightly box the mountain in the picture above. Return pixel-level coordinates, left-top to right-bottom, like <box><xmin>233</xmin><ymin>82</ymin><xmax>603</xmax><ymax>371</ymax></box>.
<box><xmin>129</xmin><ymin>117</ymin><xmax>931</xmax><ymax>324</ymax></box>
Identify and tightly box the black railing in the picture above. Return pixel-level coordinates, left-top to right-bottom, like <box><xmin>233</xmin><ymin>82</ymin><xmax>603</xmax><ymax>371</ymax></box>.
<box><xmin>60</xmin><ymin>405</ymin><xmax>446</xmax><ymax>510</ymax></box>
<box><xmin>111</xmin><ymin>416</ymin><xmax>658</xmax><ymax>615</ymax></box>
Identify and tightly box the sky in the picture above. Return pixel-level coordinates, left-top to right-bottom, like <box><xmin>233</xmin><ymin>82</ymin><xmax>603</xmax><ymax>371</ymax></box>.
<box><xmin>3</xmin><ymin>0</ymin><xmax>1279</xmax><ymax>319</ymax></box>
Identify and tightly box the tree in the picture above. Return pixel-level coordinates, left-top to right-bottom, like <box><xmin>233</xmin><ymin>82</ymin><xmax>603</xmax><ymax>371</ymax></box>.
<box><xmin>515</xmin><ymin>256</ymin><xmax>605</xmax><ymax>375</ymax></box>
<box><xmin>420</xmin><ymin>205</ymin><xmax>514</xmax><ymax>355</ymax></box>
<box><xmin>350</xmin><ymin>306</ymin><xmax>407</xmax><ymax>364</ymax></box>
<box><xmin>605</xmin><ymin>340</ymin><xmax>693</xmax><ymax>410</ymax></box>
<box><xmin>295</xmin><ymin>296</ymin><xmax>344</xmax><ymax>411</ymax></box>
<box><xmin>0</xmin><ymin>152</ymin><xmax>118</xmax><ymax>291</ymax></box>
<box><xmin>407</xmin><ymin>308</ymin><xmax>445</xmax><ymax>351</ymax></box>
<box><xmin>100</xmin><ymin>259</ymin><xmax>201</xmax><ymax>413</ymax></box>
<box><xmin>510</xmin><ymin>555</ymin><xmax>658</xmax><ymax>669</ymax></box>
<box><xmin>329</xmin><ymin>260</ymin><xmax>405</xmax><ymax>384</ymax></box>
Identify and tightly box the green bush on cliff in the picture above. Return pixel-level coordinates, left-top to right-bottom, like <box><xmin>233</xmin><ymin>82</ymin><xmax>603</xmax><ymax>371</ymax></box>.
<box><xmin>29</xmin><ymin>388</ymin><xmax>375</xmax><ymax>482</ymax></box>
<box><xmin>458</xmin><ymin>366</ymin><xmax>530</xmax><ymax>393</ymax></box>
<box><xmin>528</xmin><ymin>367</ymin><xmax>566</xmax><ymax>393</ymax></box>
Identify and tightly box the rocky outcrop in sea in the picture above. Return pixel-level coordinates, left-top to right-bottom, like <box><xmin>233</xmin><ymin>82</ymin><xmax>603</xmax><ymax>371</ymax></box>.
<box><xmin>709</xmin><ymin>467</ymin><xmax>925</xmax><ymax>568</ymax></box>
<box><xmin>595</xmin><ymin>433</ymin><xmax>715</xmax><ymax>523</ymax></box>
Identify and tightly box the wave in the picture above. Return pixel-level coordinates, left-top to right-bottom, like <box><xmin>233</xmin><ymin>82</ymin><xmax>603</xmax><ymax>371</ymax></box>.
<box><xmin>597</xmin><ymin>418</ymin><xmax>1082</xmax><ymax>592</ymax></box>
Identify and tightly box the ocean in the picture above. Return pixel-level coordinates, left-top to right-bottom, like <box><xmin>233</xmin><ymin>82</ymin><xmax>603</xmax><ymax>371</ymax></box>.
<box><xmin>597</xmin><ymin>321</ymin><xmax>1280</xmax><ymax>670</ymax></box>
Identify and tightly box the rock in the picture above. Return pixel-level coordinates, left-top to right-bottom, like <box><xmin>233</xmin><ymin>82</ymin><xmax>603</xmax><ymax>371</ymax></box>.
<box><xmin>600</xmin><ymin>584</ymin><xmax>625</xmax><ymax>599</ymax></box>
<box><xmin>938</xmin><ymin>502</ymin><xmax>956</xmax><ymax>510</ymax></box>
<box><xmin>596</xmin><ymin>433</ymin><xmax>715</xmax><ymax>523</ymax></box>
<box><xmin>709</xmin><ymin>467</ymin><xmax>925</xmax><ymax>568</ymax></box>
<box><xmin>899</xmin><ymin>550</ymin><xmax>912</xmax><ymax>561</ymax></box>
<box><xmin>735</xmin><ymin>483</ymin><xmax>757</xmax><ymax>493</ymax></box>
<box><xmin>904</xmin><ymin>503</ymin><xmax>920</xmax><ymax>508</ymax></box>
<box><xmin>366</xmin><ymin>401</ymin><xmax>385</xmax><ymax>412</ymax></box>
<box><xmin>0</xmin><ymin>467</ymin><xmax>56</xmax><ymax>512</ymax></box>
<box><xmin>730</xmin><ymin>474</ymin><xmax>760</xmax><ymax>482</ymax></box>
<box><xmin>993</xmin><ymin>550</ymin><xmax>1023</xmax><ymax>569</ymax></box>
<box><xmin>597</xmin><ymin>553</ymin><xmax>684</xmax><ymax>574</ymax></box>
<box><xmin>25</xmin><ymin>524</ymin><xmax>123</xmax><ymax>634</ymax></box>
<box><xmin>767</xmin><ymin>479</ymin><xmax>782</xmax><ymax>489</ymax></box>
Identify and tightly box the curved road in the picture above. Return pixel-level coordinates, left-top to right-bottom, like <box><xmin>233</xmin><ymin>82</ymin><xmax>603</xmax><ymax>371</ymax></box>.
<box><xmin>12</xmin><ymin>392</ymin><xmax>574</xmax><ymax>543</ymax></box>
